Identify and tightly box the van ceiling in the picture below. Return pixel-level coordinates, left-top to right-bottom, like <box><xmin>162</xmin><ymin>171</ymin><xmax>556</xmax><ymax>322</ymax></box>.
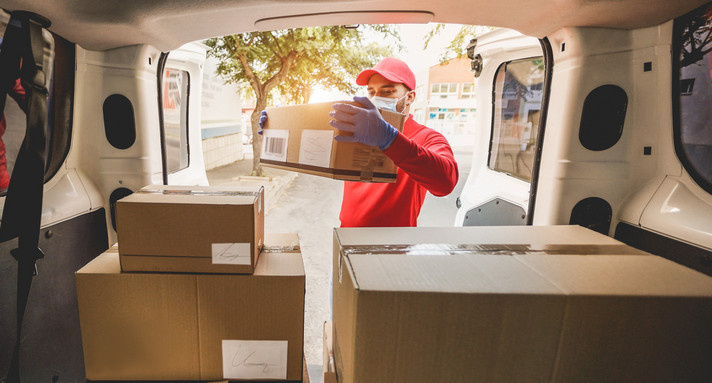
<box><xmin>0</xmin><ymin>0</ymin><xmax>708</xmax><ymax>51</ymax></box>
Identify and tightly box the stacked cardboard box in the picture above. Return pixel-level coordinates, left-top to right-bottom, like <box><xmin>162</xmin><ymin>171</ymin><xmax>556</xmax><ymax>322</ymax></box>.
<box><xmin>116</xmin><ymin>184</ymin><xmax>265</xmax><ymax>274</ymax></box>
<box><xmin>76</xmin><ymin>185</ymin><xmax>306</xmax><ymax>381</ymax></box>
<box><xmin>331</xmin><ymin>225</ymin><xmax>712</xmax><ymax>383</ymax></box>
<box><xmin>260</xmin><ymin>101</ymin><xmax>407</xmax><ymax>182</ymax></box>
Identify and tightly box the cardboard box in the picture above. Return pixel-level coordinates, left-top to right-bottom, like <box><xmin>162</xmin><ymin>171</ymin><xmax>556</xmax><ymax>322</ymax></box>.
<box><xmin>323</xmin><ymin>322</ymin><xmax>337</xmax><ymax>383</ymax></box>
<box><xmin>332</xmin><ymin>226</ymin><xmax>712</xmax><ymax>383</ymax></box>
<box><xmin>76</xmin><ymin>249</ymin><xmax>305</xmax><ymax>381</ymax></box>
<box><xmin>260</xmin><ymin>102</ymin><xmax>407</xmax><ymax>182</ymax></box>
<box><xmin>117</xmin><ymin>184</ymin><xmax>264</xmax><ymax>274</ymax></box>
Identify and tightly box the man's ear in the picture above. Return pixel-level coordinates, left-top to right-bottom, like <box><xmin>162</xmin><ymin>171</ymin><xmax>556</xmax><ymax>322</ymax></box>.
<box><xmin>406</xmin><ymin>90</ymin><xmax>416</xmax><ymax>105</ymax></box>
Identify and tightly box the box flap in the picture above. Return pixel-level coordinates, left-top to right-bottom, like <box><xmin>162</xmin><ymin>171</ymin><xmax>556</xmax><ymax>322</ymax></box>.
<box><xmin>517</xmin><ymin>254</ymin><xmax>712</xmax><ymax>296</ymax></box>
<box><xmin>346</xmin><ymin>253</ymin><xmax>562</xmax><ymax>294</ymax></box>
<box><xmin>254</xmin><ymin>252</ymin><xmax>305</xmax><ymax>276</ymax></box>
<box><xmin>76</xmin><ymin>251</ymin><xmax>122</xmax><ymax>274</ymax></box>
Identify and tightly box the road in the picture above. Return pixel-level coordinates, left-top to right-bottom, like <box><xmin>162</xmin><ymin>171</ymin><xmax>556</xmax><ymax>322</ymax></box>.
<box><xmin>262</xmin><ymin>147</ymin><xmax>472</xmax><ymax>379</ymax></box>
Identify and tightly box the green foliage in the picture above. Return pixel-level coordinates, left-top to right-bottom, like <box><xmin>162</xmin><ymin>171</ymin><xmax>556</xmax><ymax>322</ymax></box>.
<box><xmin>424</xmin><ymin>24</ymin><xmax>494</xmax><ymax>63</ymax></box>
<box><xmin>205</xmin><ymin>26</ymin><xmax>398</xmax><ymax>104</ymax></box>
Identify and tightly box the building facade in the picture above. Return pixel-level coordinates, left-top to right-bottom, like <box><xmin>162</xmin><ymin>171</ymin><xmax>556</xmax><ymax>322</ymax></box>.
<box><xmin>412</xmin><ymin>57</ymin><xmax>476</xmax><ymax>148</ymax></box>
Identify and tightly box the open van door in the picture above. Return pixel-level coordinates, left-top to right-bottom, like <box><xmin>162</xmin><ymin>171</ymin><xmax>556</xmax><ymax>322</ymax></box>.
<box><xmin>455</xmin><ymin>29</ymin><xmax>546</xmax><ymax>226</ymax></box>
<box><xmin>160</xmin><ymin>42</ymin><xmax>209</xmax><ymax>186</ymax></box>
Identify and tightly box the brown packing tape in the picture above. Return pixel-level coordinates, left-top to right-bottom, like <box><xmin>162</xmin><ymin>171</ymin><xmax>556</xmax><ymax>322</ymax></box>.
<box><xmin>352</xmin><ymin>148</ymin><xmax>378</xmax><ymax>181</ymax></box>
<box><xmin>341</xmin><ymin>243</ymin><xmax>531</xmax><ymax>255</ymax></box>
<box><xmin>260</xmin><ymin>159</ymin><xmax>397</xmax><ymax>182</ymax></box>
<box><xmin>339</xmin><ymin>243</ymin><xmax>649</xmax><ymax>256</ymax></box>
<box><xmin>359</xmin><ymin>167</ymin><xmax>374</xmax><ymax>181</ymax></box>
<box><xmin>137</xmin><ymin>189</ymin><xmax>261</xmax><ymax>197</ymax></box>
<box><xmin>263</xmin><ymin>245</ymin><xmax>301</xmax><ymax>253</ymax></box>
<box><xmin>539</xmin><ymin>244</ymin><xmax>650</xmax><ymax>255</ymax></box>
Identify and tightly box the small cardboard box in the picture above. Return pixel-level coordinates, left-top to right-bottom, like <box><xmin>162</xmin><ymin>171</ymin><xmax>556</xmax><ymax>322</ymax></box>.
<box><xmin>117</xmin><ymin>184</ymin><xmax>264</xmax><ymax>274</ymax></box>
<box><xmin>260</xmin><ymin>101</ymin><xmax>407</xmax><ymax>182</ymax></box>
<box><xmin>76</xmin><ymin>249</ymin><xmax>305</xmax><ymax>381</ymax></box>
<box><xmin>332</xmin><ymin>226</ymin><xmax>712</xmax><ymax>383</ymax></box>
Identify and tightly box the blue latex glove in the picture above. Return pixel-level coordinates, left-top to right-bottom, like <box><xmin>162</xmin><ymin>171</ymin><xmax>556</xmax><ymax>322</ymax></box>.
<box><xmin>258</xmin><ymin>110</ymin><xmax>267</xmax><ymax>135</ymax></box>
<box><xmin>330</xmin><ymin>96</ymin><xmax>399</xmax><ymax>150</ymax></box>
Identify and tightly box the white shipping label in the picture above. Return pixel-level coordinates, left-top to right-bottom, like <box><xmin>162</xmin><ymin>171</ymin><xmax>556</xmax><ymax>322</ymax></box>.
<box><xmin>261</xmin><ymin>129</ymin><xmax>289</xmax><ymax>162</ymax></box>
<box><xmin>298</xmin><ymin>130</ymin><xmax>333</xmax><ymax>168</ymax></box>
<box><xmin>222</xmin><ymin>340</ymin><xmax>288</xmax><ymax>380</ymax></box>
<box><xmin>212</xmin><ymin>243</ymin><xmax>251</xmax><ymax>265</ymax></box>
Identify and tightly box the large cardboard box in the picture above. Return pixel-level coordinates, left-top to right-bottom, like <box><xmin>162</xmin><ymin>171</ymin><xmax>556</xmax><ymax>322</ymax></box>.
<box><xmin>76</xmin><ymin>249</ymin><xmax>305</xmax><ymax>381</ymax></box>
<box><xmin>260</xmin><ymin>102</ymin><xmax>407</xmax><ymax>182</ymax></box>
<box><xmin>332</xmin><ymin>226</ymin><xmax>712</xmax><ymax>383</ymax></box>
<box><xmin>117</xmin><ymin>184</ymin><xmax>264</xmax><ymax>274</ymax></box>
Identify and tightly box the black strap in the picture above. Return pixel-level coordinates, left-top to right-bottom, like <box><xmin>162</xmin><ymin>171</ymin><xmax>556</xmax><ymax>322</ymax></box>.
<box><xmin>0</xmin><ymin>11</ymin><xmax>50</xmax><ymax>383</ymax></box>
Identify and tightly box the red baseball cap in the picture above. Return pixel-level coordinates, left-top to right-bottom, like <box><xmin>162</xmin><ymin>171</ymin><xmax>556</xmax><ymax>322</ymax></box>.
<box><xmin>356</xmin><ymin>57</ymin><xmax>416</xmax><ymax>91</ymax></box>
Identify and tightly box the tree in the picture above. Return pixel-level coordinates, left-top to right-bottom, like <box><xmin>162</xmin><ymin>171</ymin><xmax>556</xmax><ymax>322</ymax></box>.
<box><xmin>424</xmin><ymin>24</ymin><xmax>493</xmax><ymax>63</ymax></box>
<box><xmin>206</xmin><ymin>26</ymin><xmax>398</xmax><ymax>176</ymax></box>
<box><xmin>679</xmin><ymin>3</ymin><xmax>712</xmax><ymax>68</ymax></box>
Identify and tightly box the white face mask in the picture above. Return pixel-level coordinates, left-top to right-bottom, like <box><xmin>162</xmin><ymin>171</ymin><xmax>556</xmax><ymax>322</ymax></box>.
<box><xmin>370</xmin><ymin>91</ymin><xmax>411</xmax><ymax>113</ymax></box>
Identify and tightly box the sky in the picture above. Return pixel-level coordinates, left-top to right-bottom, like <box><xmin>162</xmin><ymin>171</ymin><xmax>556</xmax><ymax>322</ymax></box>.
<box><xmin>309</xmin><ymin>23</ymin><xmax>462</xmax><ymax>103</ymax></box>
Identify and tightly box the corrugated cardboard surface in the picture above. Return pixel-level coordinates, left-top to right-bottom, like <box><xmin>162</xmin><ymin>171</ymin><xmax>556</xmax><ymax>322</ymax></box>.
<box><xmin>323</xmin><ymin>322</ymin><xmax>337</xmax><ymax>383</ymax></box>
<box><xmin>119</xmin><ymin>232</ymin><xmax>299</xmax><ymax>274</ymax></box>
<box><xmin>332</xmin><ymin>226</ymin><xmax>712</xmax><ymax>383</ymax></box>
<box><xmin>518</xmin><ymin>254</ymin><xmax>712</xmax><ymax>383</ymax></box>
<box><xmin>261</xmin><ymin>102</ymin><xmax>406</xmax><ymax>182</ymax></box>
<box><xmin>117</xmin><ymin>184</ymin><xmax>264</xmax><ymax>274</ymax></box>
<box><xmin>76</xmin><ymin>250</ymin><xmax>305</xmax><ymax>381</ymax></box>
<box><xmin>333</xmin><ymin>253</ymin><xmax>565</xmax><ymax>383</ymax></box>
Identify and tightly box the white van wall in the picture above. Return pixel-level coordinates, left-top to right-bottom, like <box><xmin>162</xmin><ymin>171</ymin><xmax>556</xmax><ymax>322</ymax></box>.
<box><xmin>534</xmin><ymin>24</ymin><xmax>668</xmax><ymax>225</ymax></box>
<box><xmin>535</xmin><ymin>22</ymin><xmax>712</xmax><ymax>250</ymax></box>
<box><xmin>70</xmin><ymin>45</ymin><xmax>164</xmax><ymax>244</ymax></box>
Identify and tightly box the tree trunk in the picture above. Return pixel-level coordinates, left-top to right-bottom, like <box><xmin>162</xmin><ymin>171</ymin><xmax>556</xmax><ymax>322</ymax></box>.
<box><xmin>250</xmin><ymin>107</ymin><xmax>264</xmax><ymax>176</ymax></box>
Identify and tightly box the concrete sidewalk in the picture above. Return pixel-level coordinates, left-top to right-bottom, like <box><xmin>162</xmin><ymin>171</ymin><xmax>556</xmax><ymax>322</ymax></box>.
<box><xmin>205</xmin><ymin>151</ymin><xmax>298</xmax><ymax>213</ymax></box>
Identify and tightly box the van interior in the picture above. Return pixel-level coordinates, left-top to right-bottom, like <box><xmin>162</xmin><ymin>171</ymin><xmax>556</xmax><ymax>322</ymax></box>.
<box><xmin>1</xmin><ymin>0</ymin><xmax>711</xmax><ymax>381</ymax></box>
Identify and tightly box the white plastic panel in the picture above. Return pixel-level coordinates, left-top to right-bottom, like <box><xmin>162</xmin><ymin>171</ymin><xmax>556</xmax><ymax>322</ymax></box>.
<box><xmin>640</xmin><ymin>176</ymin><xmax>712</xmax><ymax>251</ymax></box>
<box><xmin>533</xmin><ymin>22</ymin><xmax>680</xmax><ymax>233</ymax></box>
<box><xmin>40</xmin><ymin>169</ymin><xmax>93</xmax><ymax>227</ymax></box>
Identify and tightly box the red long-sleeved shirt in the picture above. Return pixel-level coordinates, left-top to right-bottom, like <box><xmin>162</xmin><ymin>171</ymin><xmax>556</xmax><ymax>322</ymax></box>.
<box><xmin>339</xmin><ymin>116</ymin><xmax>459</xmax><ymax>227</ymax></box>
<box><xmin>0</xmin><ymin>78</ymin><xmax>26</xmax><ymax>189</ymax></box>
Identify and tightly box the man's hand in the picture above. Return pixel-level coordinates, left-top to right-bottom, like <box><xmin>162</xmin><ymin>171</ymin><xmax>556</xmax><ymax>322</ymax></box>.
<box><xmin>257</xmin><ymin>110</ymin><xmax>267</xmax><ymax>135</ymax></box>
<box><xmin>330</xmin><ymin>96</ymin><xmax>399</xmax><ymax>150</ymax></box>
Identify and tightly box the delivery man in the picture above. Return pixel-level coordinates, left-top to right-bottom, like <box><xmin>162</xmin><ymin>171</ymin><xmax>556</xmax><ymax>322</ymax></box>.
<box><xmin>260</xmin><ymin>57</ymin><xmax>459</xmax><ymax>227</ymax></box>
